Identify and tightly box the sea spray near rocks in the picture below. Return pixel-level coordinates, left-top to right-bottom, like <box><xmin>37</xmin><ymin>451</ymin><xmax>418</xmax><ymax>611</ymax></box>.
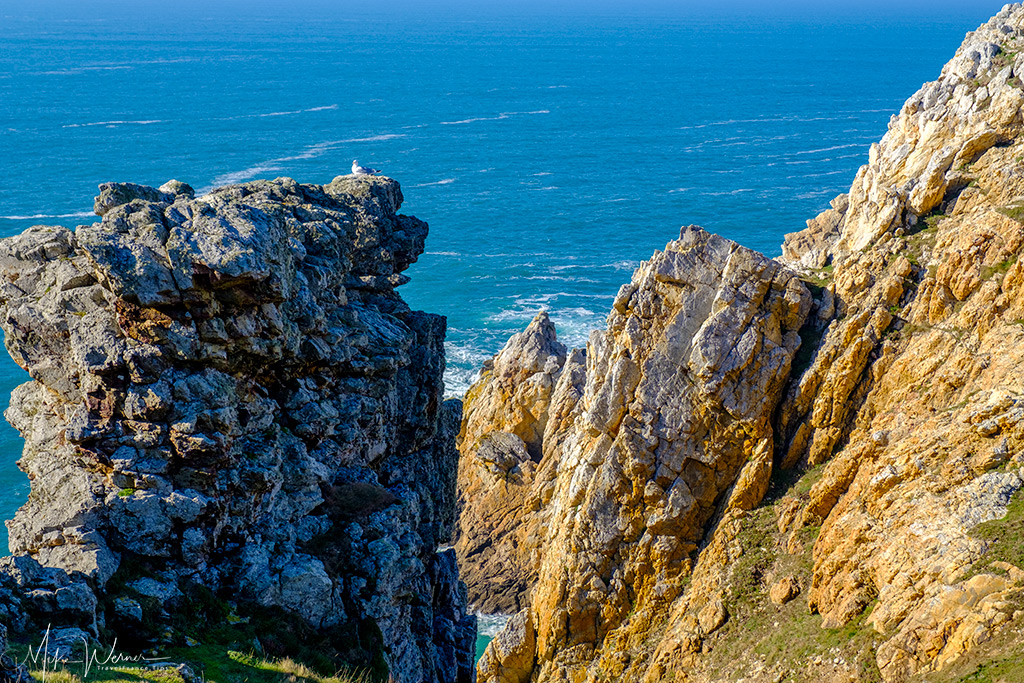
<box><xmin>0</xmin><ymin>175</ymin><xmax>474</xmax><ymax>683</ymax></box>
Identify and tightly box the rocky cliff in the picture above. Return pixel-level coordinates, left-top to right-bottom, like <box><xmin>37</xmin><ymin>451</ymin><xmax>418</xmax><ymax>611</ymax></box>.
<box><xmin>467</xmin><ymin>5</ymin><xmax>1024</xmax><ymax>682</ymax></box>
<box><xmin>455</xmin><ymin>310</ymin><xmax>567</xmax><ymax>613</ymax></box>
<box><xmin>0</xmin><ymin>175</ymin><xmax>474</xmax><ymax>683</ymax></box>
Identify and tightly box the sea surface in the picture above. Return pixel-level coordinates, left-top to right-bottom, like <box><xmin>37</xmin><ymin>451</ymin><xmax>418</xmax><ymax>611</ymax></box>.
<box><xmin>0</xmin><ymin>0</ymin><xmax>1001</xmax><ymax>659</ymax></box>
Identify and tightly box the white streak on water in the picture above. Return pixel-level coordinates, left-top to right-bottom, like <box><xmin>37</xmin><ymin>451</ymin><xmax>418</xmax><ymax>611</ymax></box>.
<box><xmin>794</xmin><ymin>143</ymin><xmax>864</xmax><ymax>155</ymax></box>
<box><xmin>201</xmin><ymin>133</ymin><xmax>406</xmax><ymax>192</ymax></box>
<box><xmin>440</xmin><ymin>110</ymin><xmax>549</xmax><ymax>125</ymax></box>
<box><xmin>254</xmin><ymin>104</ymin><xmax>339</xmax><ymax>117</ymax></box>
<box><xmin>62</xmin><ymin>119</ymin><xmax>165</xmax><ymax>128</ymax></box>
<box><xmin>411</xmin><ymin>178</ymin><xmax>456</xmax><ymax>187</ymax></box>
<box><xmin>1</xmin><ymin>211</ymin><xmax>94</xmax><ymax>220</ymax></box>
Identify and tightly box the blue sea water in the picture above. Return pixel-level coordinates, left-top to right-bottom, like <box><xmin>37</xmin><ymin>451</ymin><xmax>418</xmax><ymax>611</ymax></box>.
<box><xmin>0</xmin><ymin>1</ymin><xmax>999</xmax><ymax>651</ymax></box>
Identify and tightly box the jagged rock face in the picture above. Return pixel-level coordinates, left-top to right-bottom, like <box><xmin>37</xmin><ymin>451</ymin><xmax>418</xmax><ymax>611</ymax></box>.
<box><xmin>781</xmin><ymin>5</ymin><xmax>1024</xmax><ymax>264</ymax></box>
<box><xmin>477</xmin><ymin>226</ymin><xmax>811</xmax><ymax>683</ymax></box>
<box><xmin>771</xmin><ymin>5</ymin><xmax>1024</xmax><ymax>679</ymax></box>
<box><xmin>0</xmin><ymin>176</ymin><xmax>474</xmax><ymax>683</ymax></box>
<box><xmin>455</xmin><ymin>311</ymin><xmax>567</xmax><ymax>613</ymax></box>
<box><xmin>468</xmin><ymin>7</ymin><xmax>1024</xmax><ymax>683</ymax></box>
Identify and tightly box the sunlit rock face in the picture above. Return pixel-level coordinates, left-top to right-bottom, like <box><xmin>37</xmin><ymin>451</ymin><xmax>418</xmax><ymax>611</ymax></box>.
<box><xmin>470</xmin><ymin>6</ymin><xmax>1024</xmax><ymax>682</ymax></box>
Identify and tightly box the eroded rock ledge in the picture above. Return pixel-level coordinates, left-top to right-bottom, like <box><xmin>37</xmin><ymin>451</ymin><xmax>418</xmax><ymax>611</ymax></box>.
<box><xmin>0</xmin><ymin>175</ymin><xmax>474</xmax><ymax>683</ymax></box>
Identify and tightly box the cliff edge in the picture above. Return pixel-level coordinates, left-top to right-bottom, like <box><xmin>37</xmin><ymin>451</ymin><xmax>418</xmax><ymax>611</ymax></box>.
<box><xmin>0</xmin><ymin>175</ymin><xmax>475</xmax><ymax>683</ymax></box>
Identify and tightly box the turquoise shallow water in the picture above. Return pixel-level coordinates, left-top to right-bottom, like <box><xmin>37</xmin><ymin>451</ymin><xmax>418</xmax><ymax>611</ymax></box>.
<box><xmin>0</xmin><ymin>0</ymin><xmax>997</xmax><ymax>569</ymax></box>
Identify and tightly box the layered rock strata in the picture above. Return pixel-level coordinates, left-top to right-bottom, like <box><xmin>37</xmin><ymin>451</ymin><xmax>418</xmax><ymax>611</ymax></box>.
<box><xmin>471</xmin><ymin>5</ymin><xmax>1024</xmax><ymax>682</ymax></box>
<box><xmin>771</xmin><ymin>5</ymin><xmax>1024</xmax><ymax>679</ymax></box>
<box><xmin>0</xmin><ymin>176</ymin><xmax>474</xmax><ymax>683</ymax></box>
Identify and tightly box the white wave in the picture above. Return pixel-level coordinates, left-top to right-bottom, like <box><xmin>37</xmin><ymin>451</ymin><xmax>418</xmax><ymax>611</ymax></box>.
<box><xmin>611</xmin><ymin>260</ymin><xmax>640</xmax><ymax>271</ymax></box>
<box><xmin>530</xmin><ymin>172</ymin><xmax>552</xmax><ymax>176</ymax></box>
<box><xmin>440</xmin><ymin>110</ymin><xmax>549</xmax><ymax>125</ymax></box>
<box><xmin>210</xmin><ymin>164</ymin><xmax>285</xmax><ymax>187</ymax></box>
<box><xmin>794</xmin><ymin>143</ymin><xmax>863</xmax><ymax>155</ymax></box>
<box><xmin>514</xmin><ymin>291</ymin><xmax>612</xmax><ymax>302</ymax></box>
<box><xmin>703</xmin><ymin>188</ymin><xmax>754</xmax><ymax>196</ymax></box>
<box><xmin>677</xmin><ymin>113</ymin><xmax>870</xmax><ymax>131</ymax></box>
<box><xmin>1</xmin><ymin>211</ymin><xmax>94</xmax><ymax>220</ymax></box>
<box><xmin>410</xmin><ymin>178</ymin><xmax>456</xmax><ymax>187</ymax></box>
<box><xmin>40</xmin><ymin>57</ymin><xmax>195</xmax><ymax>76</ymax></box>
<box><xmin>201</xmin><ymin>133</ymin><xmax>405</xmax><ymax>192</ymax></box>
<box><xmin>488</xmin><ymin>305</ymin><xmax>596</xmax><ymax>323</ymax></box>
<box><xmin>546</xmin><ymin>85</ymin><xmax>569</xmax><ymax>88</ymax></box>
<box><xmin>63</xmin><ymin>119</ymin><xmax>165</xmax><ymax>129</ymax></box>
<box><xmin>256</xmin><ymin>104</ymin><xmax>338</xmax><ymax>117</ymax></box>
<box><xmin>796</xmin><ymin>189</ymin><xmax>836</xmax><ymax>199</ymax></box>
<box><xmin>669</xmin><ymin>188</ymin><xmax>693</xmax><ymax>193</ymax></box>
<box><xmin>522</xmin><ymin>275</ymin><xmax>600</xmax><ymax>283</ymax></box>
<box><xmin>424</xmin><ymin>251</ymin><xmax>464</xmax><ymax>256</ymax></box>
<box><xmin>533</xmin><ymin>186</ymin><xmax>559</xmax><ymax>191</ymax></box>
<box><xmin>788</xmin><ymin>170</ymin><xmax>846</xmax><ymax>179</ymax></box>
<box><xmin>36</xmin><ymin>65</ymin><xmax>133</xmax><ymax>76</ymax></box>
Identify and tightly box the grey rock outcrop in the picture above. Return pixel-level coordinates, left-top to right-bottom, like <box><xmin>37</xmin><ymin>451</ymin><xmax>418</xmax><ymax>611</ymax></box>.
<box><xmin>0</xmin><ymin>175</ymin><xmax>474</xmax><ymax>683</ymax></box>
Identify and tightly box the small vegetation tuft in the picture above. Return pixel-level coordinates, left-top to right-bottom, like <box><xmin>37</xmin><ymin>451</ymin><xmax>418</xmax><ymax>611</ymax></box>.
<box><xmin>996</xmin><ymin>203</ymin><xmax>1024</xmax><ymax>223</ymax></box>
<box><xmin>981</xmin><ymin>254</ymin><xmax>1017</xmax><ymax>281</ymax></box>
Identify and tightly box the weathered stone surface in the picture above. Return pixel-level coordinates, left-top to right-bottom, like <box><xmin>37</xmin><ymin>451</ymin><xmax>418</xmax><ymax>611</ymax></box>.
<box><xmin>769</xmin><ymin>576</ymin><xmax>801</xmax><ymax>606</ymax></box>
<box><xmin>0</xmin><ymin>175</ymin><xmax>474</xmax><ymax>683</ymax></box>
<box><xmin>477</xmin><ymin>225</ymin><xmax>811</xmax><ymax>682</ymax></box>
<box><xmin>455</xmin><ymin>311</ymin><xmax>569</xmax><ymax>613</ymax></box>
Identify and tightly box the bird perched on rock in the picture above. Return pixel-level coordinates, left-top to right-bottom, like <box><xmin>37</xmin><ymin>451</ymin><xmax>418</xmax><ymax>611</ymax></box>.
<box><xmin>352</xmin><ymin>160</ymin><xmax>381</xmax><ymax>176</ymax></box>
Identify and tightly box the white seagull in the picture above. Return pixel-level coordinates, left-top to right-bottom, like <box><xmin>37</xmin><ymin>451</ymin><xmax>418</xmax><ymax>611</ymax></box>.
<box><xmin>352</xmin><ymin>159</ymin><xmax>381</xmax><ymax>176</ymax></box>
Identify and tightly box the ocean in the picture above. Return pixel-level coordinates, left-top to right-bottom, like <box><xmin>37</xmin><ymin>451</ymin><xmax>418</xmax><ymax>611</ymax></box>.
<box><xmin>0</xmin><ymin>0</ymin><xmax>1000</xmax><ymax>659</ymax></box>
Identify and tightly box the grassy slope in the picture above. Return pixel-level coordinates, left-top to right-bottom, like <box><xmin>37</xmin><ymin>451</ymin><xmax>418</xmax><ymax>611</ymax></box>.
<box><xmin>693</xmin><ymin>466</ymin><xmax>1024</xmax><ymax>682</ymax></box>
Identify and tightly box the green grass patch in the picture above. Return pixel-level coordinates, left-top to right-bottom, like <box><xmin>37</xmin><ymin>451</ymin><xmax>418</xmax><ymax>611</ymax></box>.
<box><xmin>791</xmin><ymin>464</ymin><xmax>825</xmax><ymax>499</ymax></box>
<box><xmin>996</xmin><ymin>204</ymin><xmax>1024</xmax><ymax>223</ymax></box>
<box><xmin>969</xmin><ymin>487</ymin><xmax>1024</xmax><ymax>577</ymax></box>
<box><xmin>698</xmin><ymin>477</ymin><xmax>882</xmax><ymax>683</ymax></box>
<box><xmin>22</xmin><ymin>649</ymin><xmax>372</xmax><ymax>683</ymax></box>
<box><xmin>803</xmin><ymin>264</ymin><xmax>834</xmax><ymax>288</ymax></box>
<box><xmin>726</xmin><ymin>506</ymin><xmax>777</xmax><ymax>611</ymax></box>
<box><xmin>981</xmin><ymin>255</ymin><xmax>1017</xmax><ymax>281</ymax></box>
